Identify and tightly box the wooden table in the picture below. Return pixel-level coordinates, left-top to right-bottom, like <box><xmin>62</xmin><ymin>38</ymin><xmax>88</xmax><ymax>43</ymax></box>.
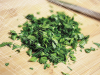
<box><xmin>0</xmin><ymin>0</ymin><xmax>100</xmax><ymax>75</ymax></box>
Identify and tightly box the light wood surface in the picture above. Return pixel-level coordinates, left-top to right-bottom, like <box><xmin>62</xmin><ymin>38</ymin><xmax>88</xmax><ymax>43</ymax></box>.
<box><xmin>0</xmin><ymin>0</ymin><xmax>100</xmax><ymax>75</ymax></box>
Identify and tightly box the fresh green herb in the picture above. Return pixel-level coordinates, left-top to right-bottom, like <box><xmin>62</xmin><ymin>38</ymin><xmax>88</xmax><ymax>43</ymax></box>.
<box><xmin>9</xmin><ymin>56</ymin><xmax>11</xmax><ymax>57</ymax></box>
<box><xmin>46</xmin><ymin>64</ymin><xmax>51</xmax><ymax>68</ymax></box>
<box><xmin>90</xmin><ymin>47</ymin><xmax>95</xmax><ymax>51</ymax></box>
<box><xmin>15</xmin><ymin>50</ymin><xmax>20</xmax><ymax>53</ymax></box>
<box><xmin>0</xmin><ymin>12</ymin><xmax>94</xmax><ymax>69</ymax></box>
<box><xmin>10</xmin><ymin>30</ymin><xmax>17</xmax><ymax>40</ymax></box>
<box><xmin>61</xmin><ymin>72</ymin><xmax>70</xmax><ymax>75</ymax></box>
<box><xmin>93</xmin><ymin>42</ymin><xmax>100</xmax><ymax>48</ymax></box>
<box><xmin>67</xmin><ymin>66</ymin><xmax>72</xmax><ymax>71</ymax></box>
<box><xmin>26</xmin><ymin>49</ymin><xmax>32</xmax><ymax>56</ymax></box>
<box><xmin>12</xmin><ymin>44</ymin><xmax>22</xmax><ymax>50</ymax></box>
<box><xmin>85</xmin><ymin>47</ymin><xmax>95</xmax><ymax>53</ymax></box>
<box><xmin>50</xmin><ymin>10</ymin><xmax>53</xmax><ymax>13</ymax></box>
<box><xmin>18</xmin><ymin>25</ymin><xmax>22</xmax><ymax>27</ymax></box>
<box><xmin>29</xmin><ymin>67</ymin><xmax>33</xmax><ymax>70</ymax></box>
<box><xmin>85</xmin><ymin>49</ymin><xmax>91</xmax><ymax>53</ymax></box>
<box><xmin>80</xmin><ymin>49</ymin><xmax>82</xmax><ymax>52</ymax></box>
<box><xmin>44</xmin><ymin>64</ymin><xmax>51</xmax><ymax>69</ymax></box>
<box><xmin>69</xmin><ymin>54</ymin><xmax>76</xmax><ymax>61</ymax></box>
<box><xmin>29</xmin><ymin>57</ymin><xmax>38</xmax><ymax>62</ymax></box>
<box><xmin>44</xmin><ymin>63</ymin><xmax>47</xmax><ymax>69</ymax></box>
<box><xmin>0</xmin><ymin>42</ymin><xmax>12</xmax><ymax>48</ymax></box>
<box><xmin>37</xmin><ymin>12</ymin><xmax>40</xmax><ymax>14</ymax></box>
<box><xmin>5</xmin><ymin>63</ymin><xmax>9</xmax><ymax>66</ymax></box>
<box><xmin>54</xmin><ymin>66</ymin><xmax>57</xmax><ymax>68</ymax></box>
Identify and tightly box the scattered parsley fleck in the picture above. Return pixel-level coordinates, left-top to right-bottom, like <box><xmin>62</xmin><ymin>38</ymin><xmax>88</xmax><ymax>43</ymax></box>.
<box><xmin>5</xmin><ymin>63</ymin><xmax>9</xmax><ymax>66</ymax></box>
<box><xmin>50</xmin><ymin>10</ymin><xmax>53</xmax><ymax>13</ymax></box>
<box><xmin>67</xmin><ymin>66</ymin><xmax>72</xmax><ymax>71</ymax></box>
<box><xmin>37</xmin><ymin>12</ymin><xmax>40</xmax><ymax>14</ymax></box>
<box><xmin>80</xmin><ymin>49</ymin><xmax>82</xmax><ymax>52</ymax></box>
<box><xmin>61</xmin><ymin>72</ymin><xmax>70</xmax><ymax>75</ymax></box>
<box><xmin>54</xmin><ymin>66</ymin><xmax>57</xmax><ymax>68</ymax></box>
<box><xmin>15</xmin><ymin>50</ymin><xmax>20</xmax><ymax>53</ymax></box>
<box><xmin>0</xmin><ymin>11</ymin><xmax>97</xmax><ymax>70</ymax></box>
<box><xmin>18</xmin><ymin>25</ymin><xmax>22</xmax><ymax>27</ymax></box>
<box><xmin>93</xmin><ymin>42</ymin><xmax>100</xmax><ymax>48</ymax></box>
<box><xmin>29</xmin><ymin>67</ymin><xmax>33</xmax><ymax>70</ymax></box>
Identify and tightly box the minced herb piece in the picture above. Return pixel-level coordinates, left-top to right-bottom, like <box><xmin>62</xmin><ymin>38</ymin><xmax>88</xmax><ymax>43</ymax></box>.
<box><xmin>47</xmin><ymin>64</ymin><xmax>51</xmax><ymax>68</ymax></box>
<box><xmin>69</xmin><ymin>54</ymin><xmax>76</xmax><ymax>61</ymax></box>
<box><xmin>90</xmin><ymin>47</ymin><xmax>95</xmax><ymax>51</ymax></box>
<box><xmin>29</xmin><ymin>57</ymin><xmax>38</xmax><ymax>62</ymax></box>
<box><xmin>44</xmin><ymin>64</ymin><xmax>51</xmax><ymax>69</ymax></box>
<box><xmin>9</xmin><ymin>56</ymin><xmax>11</xmax><ymax>57</ymax></box>
<box><xmin>85</xmin><ymin>47</ymin><xmax>95</xmax><ymax>53</ymax></box>
<box><xmin>85</xmin><ymin>49</ymin><xmax>91</xmax><ymax>53</ymax></box>
<box><xmin>80</xmin><ymin>49</ymin><xmax>82</xmax><ymax>52</ymax></box>
<box><xmin>0</xmin><ymin>42</ymin><xmax>12</xmax><ymax>48</ymax></box>
<box><xmin>18</xmin><ymin>25</ymin><xmax>22</xmax><ymax>27</ymax></box>
<box><xmin>54</xmin><ymin>66</ymin><xmax>57</xmax><ymax>68</ymax></box>
<box><xmin>10</xmin><ymin>30</ymin><xmax>17</xmax><ymax>40</ymax></box>
<box><xmin>61</xmin><ymin>72</ymin><xmax>70</xmax><ymax>75</ymax></box>
<box><xmin>26</xmin><ymin>49</ymin><xmax>32</xmax><ymax>56</ymax></box>
<box><xmin>44</xmin><ymin>64</ymin><xmax>47</xmax><ymax>69</ymax></box>
<box><xmin>93</xmin><ymin>42</ymin><xmax>100</xmax><ymax>48</ymax></box>
<box><xmin>37</xmin><ymin>12</ymin><xmax>40</xmax><ymax>14</ymax></box>
<box><xmin>12</xmin><ymin>44</ymin><xmax>22</xmax><ymax>50</ymax></box>
<box><xmin>67</xmin><ymin>66</ymin><xmax>72</xmax><ymax>71</ymax></box>
<box><xmin>29</xmin><ymin>67</ymin><xmax>33</xmax><ymax>70</ymax></box>
<box><xmin>15</xmin><ymin>50</ymin><xmax>20</xmax><ymax>53</ymax></box>
<box><xmin>5</xmin><ymin>63</ymin><xmax>9</xmax><ymax>66</ymax></box>
<box><xmin>50</xmin><ymin>10</ymin><xmax>53</xmax><ymax>13</ymax></box>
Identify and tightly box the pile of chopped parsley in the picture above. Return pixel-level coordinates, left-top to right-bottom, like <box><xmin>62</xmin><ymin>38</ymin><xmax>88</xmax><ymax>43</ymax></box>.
<box><xmin>0</xmin><ymin>12</ymin><xmax>99</xmax><ymax>70</ymax></box>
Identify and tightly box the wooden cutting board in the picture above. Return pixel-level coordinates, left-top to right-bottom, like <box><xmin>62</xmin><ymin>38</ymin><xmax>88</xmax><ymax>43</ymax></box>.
<box><xmin>0</xmin><ymin>0</ymin><xmax>100</xmax><ymax>75</ymax></box>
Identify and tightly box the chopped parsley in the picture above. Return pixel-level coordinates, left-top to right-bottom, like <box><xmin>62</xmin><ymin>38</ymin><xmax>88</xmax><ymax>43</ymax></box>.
<box><xmin>93</xmin><ymin>42</ymin><xmax>100</xmax><ymax>48</ymax></box>
<box><xmin>0</xmin><ymin>11</ymin><xmax>98</xmax><ymax>70</ymax></box>
<box><xmin>67</xmin><ymin>66</ymin><xmax>72</xmax><ymax>71</ymax></box>
<box><xmin>15</xmin><ymin>50</ymin><xmax>20</xmax><ymax>53</ymax></box>
<box><xmin>5</xmin><ymin>63</ymin><xmax>9</xmax><ymax>66</ymax></box>
<box><xmin>50</xmin><ymin>10</ymin><xmax>53</xmax><ymax>13</ymax></box>
<box><xmin>29</xmin><ymin>67</ymin><xmax>33</xmax><ymax>70</ymax></box>
<box><xmin>61</xmin><ymin>72</ymin><xmax>70</xmax><ymax>75</ymax></box>
<box><xmin>37</xmin><ymin>12</ymin><xmax>40</xmax><ymax>14</ymax></box>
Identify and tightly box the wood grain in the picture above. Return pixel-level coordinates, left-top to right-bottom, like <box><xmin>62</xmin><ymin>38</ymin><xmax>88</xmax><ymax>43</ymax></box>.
<box><xmin>0</xmin><ymin>0</ymin><xmax>100</xmax><ymax>75</ymax></box>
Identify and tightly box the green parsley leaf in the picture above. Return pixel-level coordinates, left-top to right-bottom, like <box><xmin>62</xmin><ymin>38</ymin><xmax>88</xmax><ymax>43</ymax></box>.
<box><xmin>15</xmin><ymin>50</ymin><xmax>20</xmax><ymax>53</ymax></box>
<box><xmin>37</xmin><ymin>12</ymin><xmax>40</xmax><ymax>14</ymax></box>
<box><xmin>61</xmin><ymin>72</ymin><xmax>70</xmax><ymax>75</ymax></box>
<box><xmin>0</xmin><ymin>42</ymin><xmax>12</xmax><ymax>48</ymax></box>
<box><xmin>54</xmin><ymin>66</ymin><xmax>57</xmax><ymax>68</ymax></box>
<box><xmin>26</xmin><ymin>49</ymin><xmax>32</xmax><ymax>56</ymax></box>
<box><xmin>67</xmin><ymin>66</ymin><xmax>72</xmax><ymax>71</ymax></box>
<box><xmin>5</xmin><ymin>63</ymin><xmax>9</xmax><ymax>66</ymax></box>
<box><xmin>12</xmin><ymin>44</ymin><xmax>22</xmax><ymax>50</ymax></box>
<box><xmin>30</xmin><ymin>57</ymin><xmax>38</xmax><ymax>62</ymax></box>
<box><xmin>50</xmin><ymin>10</ymin><xmax>53</xmax><ymax>13</ymax></box>
<box><xmin>29</xmin><ymin>67</ymin><xmax>33</xmax><ymax>70</ymax></box>
<box><xmin>93</xmin><ymin>42</ymin><xmax>100</xmax><ymax>48</ymax></box>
